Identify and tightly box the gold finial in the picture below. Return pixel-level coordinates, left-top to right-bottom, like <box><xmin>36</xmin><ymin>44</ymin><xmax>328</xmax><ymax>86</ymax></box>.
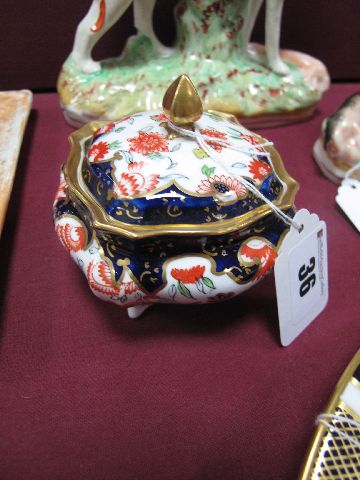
<box><xmin>162</xmin><ymin>75</ymin><xmax>203</xmax><ymax>127</ymax></box>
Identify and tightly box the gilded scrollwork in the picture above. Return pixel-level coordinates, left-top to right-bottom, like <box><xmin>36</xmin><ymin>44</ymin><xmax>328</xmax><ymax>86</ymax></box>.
<box><xmin>166</xmin><ymin>205</ymin><xmax>183</xmax><ymax>218</ymax></box>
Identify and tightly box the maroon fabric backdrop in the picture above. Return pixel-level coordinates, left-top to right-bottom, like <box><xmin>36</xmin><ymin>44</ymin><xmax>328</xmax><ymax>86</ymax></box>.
<box><xmin>0</xmin><ymin>84</ymin><xmax>359</xmax><ymax>479</ymax></box>
<box><xmin>1</xmin><ymin>0</ymin><xmax>360</xmax><ymax>91</ymax></box>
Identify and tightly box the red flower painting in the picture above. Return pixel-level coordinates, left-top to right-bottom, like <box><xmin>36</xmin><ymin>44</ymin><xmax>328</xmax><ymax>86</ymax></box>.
<box><xmin>88</xmin><ymin>141</ymin><xmax>110</xmax><ymax>162</ymax></box>
<box><xmin>239</xmin><ymin>239</ymin><xmax>278</xmax><ymax>280</ymax></box>
<box><xmin>248</xmin><ymin>158</ymin><xmax>271</xmax><ymax>181</ymax></box>
<box><xmin>239</xmin><ymin>132</ymin><xmax>266</xmax><ymax>152</ymax></box>
<box><xmin>93</xmin><ymin>122</ymin><xmax>115</xmax><ymax>138</ymax></box>
<box><xmin>56</xmin><ymin>223</ymin><xmax>86</xmax><ymax>253</ymax></box>
<box><xmin>197</xmin><ymin>174</ymin><xmax>247</xmax><ymax>198</ymax></box>
<box><xmin>170</xmin><ymin>265</ymin><xmax>215</xmax><ymax>299</ymax></box>
<box><xmin>87</xmin><ymin>260</ymin><xmax>120</xmax><ymax>297</ymax></box>
<box><xmin>128</xmin><ymin>132</ymin><xmax>169</xmax><ymax>155</ymax></box>
<box><xmin>171</xmin><ymin>265</ymin><xmax>205</xmax><ymax>284</ymax></box>
<box><xmin>117</xmin><ymin>161</ymin><xmax>160</xmax><ymax>196</ymax></box>
<box><xmin>122</xmin><ymin>281</ymin><xmax>139</xmax><ymax>296</ymax></box>
<box><xmin>151</xmin><ymin>113</ymin><xmax>168</xmax><ymax>122</ymax></box>
<box><xmin>240</xmin><ymin>133</ymin><xmax>258</xmax><ymax>146</ymax></box>
<box><xmin>200</xmin><ymin>128</ymin><xmax>228</xmax><ymax>152</ymax></box>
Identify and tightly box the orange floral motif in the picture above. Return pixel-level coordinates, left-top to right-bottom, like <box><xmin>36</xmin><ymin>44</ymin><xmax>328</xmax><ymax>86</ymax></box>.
<box><xmin>128</xmin><ymin>132</ymin><xmax>169</xmax><ymax>155</ymax></box>
<box><xmin>93</xmin><ymin>122</ymin><xmax>115</xmax><ymax>138</ymax></box>
<box><xmin>117</xmin><ymin>161</ymin><xmax>160</xmax><ymax>196</ymax></box>
<box><xmin>248</xmin><ymin>158</ymin><xmax>272</xmax><ymax>181</ymax></box>
<box><xmin>239</xmin><ymin>241</ymin><xmax>278</xmax><ymax>280</ymax></box>
<box><xmin>197</xmin><ymin>174</ymin><xmax>247</xmax><ymax>198</ymax></box>
<box><xmin>240</xmin><ymin>133</ymin><xmax>257</xmax><ymax>145</ymax></box>
<box><xmin>171</xmin><ymin>265</ymin><xmax>205</xmax><ymax>284</ymax></box>
<box><xmin>151</xmin><ymin>114</ymin><xmax>168</xmax><ymax>122</ymax></box>
<box><xmin>88</xmin><ymin>141</ymin><xmax>110</xmax><ymax>162</ymax></box>
<box><xmin>200</xmin><ymin>128</ymin><xmax>228</xmax><ymax>152</ymax></box>
<box><xmin>121</xmin><ymin>281</ymin><xmax>138</xmax><ymax>295</ymax></box>
<box><xmin>240</xmin><ymin>133</ymin><xmax>265</xmax><ymax>152</ymax></box>
<box><xmin>56</xmin><ymin>223</ymin><xmax>85</xmax><ymax>252</ymax></box>
<box><xmin>87</xmin><ymin>260</ymin><xmax>120</xmax><ymax>297</ymax></box>
<box><xmin>87</xmin><ymin>262</ymin><xmax>141</xmax><ymax>301</ymax></box>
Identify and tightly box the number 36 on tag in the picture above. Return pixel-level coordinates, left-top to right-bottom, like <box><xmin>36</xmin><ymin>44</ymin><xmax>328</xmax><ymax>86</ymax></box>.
<box><xmin>274</xmin><ymin>209</ymin><xmax>328</xmax><ymax>346</ymax></box>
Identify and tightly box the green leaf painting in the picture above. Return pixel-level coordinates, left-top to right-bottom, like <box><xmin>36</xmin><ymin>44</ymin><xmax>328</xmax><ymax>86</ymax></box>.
<box><xmin>201</xmin><ymin>164</ymin><xmax>215</xmax><ymax>178</ymax></box>
<box><xmin>109</xmin><ymin>140</ymin><xmax>121</xmax><ymax>150</ymax></box>
<box><xmin>147</xmin><ymin>152</ymin><xmax>163</xmax><ymax>160</ymax></box>
<box><xmin>202</xmin><ymin>277</ymin><xmax>215</xmax><ymax>289</ymax></box>
<box><xmin>177</xmin><ymin>281</ymin><xmax>193</xmax><ymax>299</ymax></box>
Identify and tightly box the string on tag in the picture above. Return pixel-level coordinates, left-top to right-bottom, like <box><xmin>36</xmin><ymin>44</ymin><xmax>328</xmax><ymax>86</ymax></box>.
<box><xmin>168</xmin><ymin>121</ymin><xmax>273</xmax><ymax>157</ymax></box>
<box><xmin>167</xmin><ymin>119</ymin><xmax>302</xmax><ymax>232</ymax></box>
<box><xmin>316</xmin><ymin>413</ymin><xmax>360</xmax><ymax>448</ymax></box>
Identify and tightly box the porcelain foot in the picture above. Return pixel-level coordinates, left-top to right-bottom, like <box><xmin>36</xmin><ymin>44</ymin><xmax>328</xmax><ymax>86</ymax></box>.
<box><xmin>244</xmin><ymin>46</ymin><xmax>290</xmax><ymax>76</ymax></box>
<box><xmin>155</xmin><ymin>44</ymin><xmax>174</xmax><ymax>57</ymax></box>
<box><xmin>127</xmin><ymin>304</ymin><xmax>151</xmax><ymax>319</ymax></box>
<box><xmin>268</xmin><ymin>58</ymin><xmax>290</xmax><ymax>76</ymax></box>
<box><xmin>244</xmin><ymin>45</ymin><xmax>263</xmax><ymax>63</ymax></box>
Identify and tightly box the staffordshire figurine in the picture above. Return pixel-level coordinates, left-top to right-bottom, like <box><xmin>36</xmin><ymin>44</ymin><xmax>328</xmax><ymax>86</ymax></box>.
<box><xmin>58</xmin><ymin>0</ymin><xmax>329</xmax><ymax>128</ymax></box>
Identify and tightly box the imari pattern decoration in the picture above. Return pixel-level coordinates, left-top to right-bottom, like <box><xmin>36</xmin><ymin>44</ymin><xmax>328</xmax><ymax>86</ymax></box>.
<box><xmin>299</xmin><ymin>349</ymin><xmax>360</xmax><ymax>480</ymax></box>
<box><xmin>53</xmin><ymin>75</ymin><xmax>299</xmax><ymax>318</ymax></box>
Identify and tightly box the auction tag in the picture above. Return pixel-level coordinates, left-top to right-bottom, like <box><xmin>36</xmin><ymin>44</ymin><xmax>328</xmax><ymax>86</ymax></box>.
<box><xmin>274</xmin><ymin>209</ymin><xmax>328</xmax><ymax>346</ymax></box>
<box><xmin>336</xmin><ymin>178</ymin><xmax>360</xmax><ymax>233</ymax></box>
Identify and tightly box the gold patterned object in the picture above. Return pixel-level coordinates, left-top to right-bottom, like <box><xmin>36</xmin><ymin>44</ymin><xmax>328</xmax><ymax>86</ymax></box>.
<box><xmin>53</xmin><ymin>75</ymin><xmax>299</xmax><ymax>318</ymax></box>
<box><xmin>163</xmin><ymin>75</ymin><xmax>203</xmax><ymax>127</ymax></box>
<box><xmin>299</xmin><ymin>349</ymin><xmax>360</xmax><ymax>480</ymax></box>
<box><xmin>64</xmin><ymin>121</ymin><xmax>298</xmax><ymax>240</ymax></box>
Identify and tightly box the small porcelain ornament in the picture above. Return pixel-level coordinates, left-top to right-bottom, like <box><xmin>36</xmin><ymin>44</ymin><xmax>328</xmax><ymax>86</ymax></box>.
<box><xmin>58</xmin><ymin>0</ymin><xmax>329</xmax><ymax>128</ymax></box>
<box><xmin>313</xmin><ymin>93</ymin><xmax>360</xmax><ymax>184</ymax></box>
<box><xmin>54</xmin><ymin>75</ymin><xmax>299</xmax><ymax>318</ymax></box>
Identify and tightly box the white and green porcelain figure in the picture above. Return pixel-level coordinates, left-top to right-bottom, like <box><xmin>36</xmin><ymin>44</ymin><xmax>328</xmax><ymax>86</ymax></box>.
<box><xmin>58</xmin><ymin>0</ymin><xmax>330</xmax><ymax>128</ymax></box>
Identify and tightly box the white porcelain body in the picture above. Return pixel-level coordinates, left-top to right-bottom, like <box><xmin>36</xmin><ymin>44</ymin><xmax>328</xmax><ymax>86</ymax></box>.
<box><xmin>54</xmin><ymin>109</ymin><xmax>297</xmax><ymax>317</ymax></box>
<box><xmin>55</xmin><ymin>207</ymin><xmax>277</xmax><ymax>313</ymax></box>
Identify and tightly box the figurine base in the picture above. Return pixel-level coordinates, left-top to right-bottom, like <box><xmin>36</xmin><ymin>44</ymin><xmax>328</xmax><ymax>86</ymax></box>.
<box><xmin>237</xmin><ymin>104</ymin><xmax>317</xmax><ymax>129</ymax></box>
<box><xmin>58</xmin><ymin>40</ymin><xmax>329</xmax><ymax>129</ymax></box>
<box><xmin>313</xmin><ymin>139</ymin><xmax>346</xmax><ymax>184</ymax></box>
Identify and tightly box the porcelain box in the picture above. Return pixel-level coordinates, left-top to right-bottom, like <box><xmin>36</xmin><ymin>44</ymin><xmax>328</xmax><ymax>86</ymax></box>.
<box><xmin>53</xmin><ymin>76</ymin><xmax>299</xmax><ymax>318</ymax></box>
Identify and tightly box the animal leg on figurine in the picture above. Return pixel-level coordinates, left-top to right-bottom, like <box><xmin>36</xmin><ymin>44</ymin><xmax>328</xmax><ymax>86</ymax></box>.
<box><xmin>241</xmin><ymin>0</ymin><xmax>289</xmax><ymax>75</ymax></box>
<box><xmin>71</xmin><ymin>0</ymin><xmax>170</xmax><ymax>74</ymax></box>
<box><xmin>71</xmin><ymin>0</ymin><xmax>133</xmax><ymax>73</ymax></box>
<box><xmin>133</xmin><ymin>0</ymin><xmax>173</xmax><ymax>56</ymax></box>
<box><xmin>241</xmin><ymin>0</ymin><xmax>263</xmax><ymax>61</ymax></box>
<box><xmin>265</xmin><ymin>0</ymin><xmax>289</xmax><ymax>74</ymax></box>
